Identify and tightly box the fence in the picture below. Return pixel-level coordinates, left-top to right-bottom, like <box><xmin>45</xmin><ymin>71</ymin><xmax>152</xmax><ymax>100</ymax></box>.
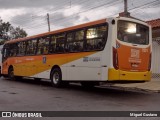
<box><xmin>152</xmin><ymin>37</ymin><xmax>160</xmax><ymax>79</ymax></box>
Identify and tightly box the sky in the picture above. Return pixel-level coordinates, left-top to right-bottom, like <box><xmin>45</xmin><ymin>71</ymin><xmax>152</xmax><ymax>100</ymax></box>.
<box><xmin>0</xmin><ymin>0</ymin><xmax>160</xmax><ymax>36</ymax></box>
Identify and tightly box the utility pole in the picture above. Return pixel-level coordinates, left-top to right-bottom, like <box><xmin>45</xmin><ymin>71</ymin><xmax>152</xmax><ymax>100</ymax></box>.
<box><xmin>47</xmin><ymin>13</ymin><xmax>50</xmax><ymax>32</ymax></box>
<box><xmin>124</xmin><ymin>0</ymin><xmax>128</xmax><ymax>15</ymax></box>
<box><xmin>124</xmin><ymin>0</ymin><xmax>130</xmax><ymax>17</ymax></box>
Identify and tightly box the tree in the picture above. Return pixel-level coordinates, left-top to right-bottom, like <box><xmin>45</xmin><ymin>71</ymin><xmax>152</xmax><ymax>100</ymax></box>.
<box><xmin>0</xmin><ymin>17</ymin><xmax>27</xmax><ymax>45</ymax></box>
<box><xmin>0</xmin><ymin>19</ymin><xmax>11</xmax><ymax>40</ymax></box>
<box><xmin>9</xmin><ymin>26</ymin><xmax>27</xmax><ymax>39</ymax></box>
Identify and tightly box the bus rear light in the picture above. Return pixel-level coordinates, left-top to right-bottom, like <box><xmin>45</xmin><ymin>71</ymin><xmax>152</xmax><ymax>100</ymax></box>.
<box><xmin>113</xmin><ymin>47</ymin><xmax>119</xmax><ymax>70</ymax></box>
<box><xmin>148</xmin><ymin>53</ymin><xmax>151</xmax><ymax>71</ymax></box>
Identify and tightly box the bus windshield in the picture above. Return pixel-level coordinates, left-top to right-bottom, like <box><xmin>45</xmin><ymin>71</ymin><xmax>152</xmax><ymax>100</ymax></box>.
<box><xmin>117</xmin><ymin>20</ymin><xmax>149</xmax><ymax>45</ymax></box>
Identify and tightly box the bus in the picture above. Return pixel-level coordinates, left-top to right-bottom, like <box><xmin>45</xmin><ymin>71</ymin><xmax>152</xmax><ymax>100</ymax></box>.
<box><xmin>1</xmin><ymin>17</ymin><xmax>152</xmax><ymax>87</ymax></box>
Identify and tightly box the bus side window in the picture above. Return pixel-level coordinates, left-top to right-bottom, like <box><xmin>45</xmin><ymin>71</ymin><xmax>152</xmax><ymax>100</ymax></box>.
<box><xmin>50</xmin><ymin>33</ymin><xmax>65</xmax><ymax>53</ymax></box>
<box><xmin>74</xmin><ymin>30</ymin><xmax>84</xmax><ymax>52</ymax></box>
<box><xmin>26</xmin><ymin>39</ymin><xmax>37</xmax><ymax>55</ymax></box>
<box><xmin>86</xmin><ymin>24</ymin><xmax>107</xmax><ymax>51</ymax></box>
<box><xmin>66</xmin><ymin>30</ymin><xmax>84</xmax><ymax>53</ymax></box>
<box><xmin>50</xmin><ymin>35</ymin><xmax>56</xmax><ymax>53</ymax></box>
<box><xmin>17</xmin><ymin>41</ymin><xmax>26</xmax><ymax>56</ymax></box>
<box><xmin>10</xmin><ymin>43</ymin><xmax>18</xmax><ymax>56</ymax></box>
<box><xmin>66</xmin><ymin>32</ymin><xmax>74</xmax><ymax>52</ymax></box>
<box><xmin>37</xmin><ymin>37</ymin><xmax>50</xmax><ymax>55</ymax></box>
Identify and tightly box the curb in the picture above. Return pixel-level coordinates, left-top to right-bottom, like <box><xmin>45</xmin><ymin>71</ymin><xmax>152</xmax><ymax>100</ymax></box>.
<box><xmin>100</xmin><ymin>85</ymin><xmax>160</xmax><ymax>93</ymax></box>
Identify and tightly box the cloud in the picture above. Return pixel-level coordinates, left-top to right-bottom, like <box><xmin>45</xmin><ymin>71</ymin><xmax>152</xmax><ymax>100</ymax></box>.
<box><xmin>63</xmin><ymin>5</ymin><xmax>81</xmax><ymax>16</ymax></box>
<box><xmin>0</xmin><ymin>0</ymin><xmax>68</xmax><ymax>9</ymax></box>
<box><xmin>0</xmin><ymin>8</ymin><xmax>27</xmax><ymax>22</ymax></box>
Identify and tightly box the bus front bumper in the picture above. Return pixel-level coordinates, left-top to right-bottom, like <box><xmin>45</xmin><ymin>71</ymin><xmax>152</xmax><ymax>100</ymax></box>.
<box><xmin>108</xmin><ymin>68</ymin><xmax>151</xmax><ymax>82</ymax></box>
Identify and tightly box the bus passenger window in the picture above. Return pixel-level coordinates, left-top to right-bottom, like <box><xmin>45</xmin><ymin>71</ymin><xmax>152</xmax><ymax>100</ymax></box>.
<box><xmin>26</xmin><ymin>39</ymin><xmax>37</xmax><ymax>55</ymax></box>
<box><xmin>10</xmin><ymin>43</ymin><xmax>18</xmax><ymax>56</ymax></box>
<box><xmin>86</xmin><ymin>24</ymin><xmax>107</xmax><ymax>51</ymax></box>
<box><xmin>66</xmin><ymin>30</ymin><xmax>84</xmax><ymax>52</ymax></box>
<box><xmin>50</xmin><ymin>34</ymin><xmax>65</xmax><ymax>53</ymax></box>
<box><xmin>75</xmin><ymin>30</ymin><xmax>84</xmax><ymax>41</ymax></box>
<box><xmin>37</xmin><ymin>37</ymin><xmax>50</xmax><ymax>55</ymax></box>
<box><xmin>17</xmin><ymin>42</ymin><xmax>26</xmax><ymax>56</ymax></box>
<box><xmin>49</xmin><ymin>36</ymin><xmax>56</xmax><ymax>53</ymax></box>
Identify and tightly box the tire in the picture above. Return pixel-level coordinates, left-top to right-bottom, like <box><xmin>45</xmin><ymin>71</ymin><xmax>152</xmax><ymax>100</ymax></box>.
<box><xmin>8</xmin><ymin>67</ymin><xmax>15</xmax><ymax>80</ymax></box>
<box><xmin>51</xmin><ymin>68</ymin><xmax>63</xmax><ymax>88</ymax></box>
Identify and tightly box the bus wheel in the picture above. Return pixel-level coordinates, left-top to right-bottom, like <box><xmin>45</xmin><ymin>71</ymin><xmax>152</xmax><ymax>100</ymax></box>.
<box><xmin>51</xmin><ymin>68</ymin><xmax>63</xmax><ymax>88</ymax></box>
<box><xmin>8</xmin><ymin>68</ymin><xmax>15</xmax><ymax>80</ymax></box>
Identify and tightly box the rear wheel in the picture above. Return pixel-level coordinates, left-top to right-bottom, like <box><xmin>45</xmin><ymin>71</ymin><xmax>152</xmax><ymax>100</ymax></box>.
<box><xmin>51</xmin><ymin>68</ymin><xmax>63</xmax><ymax>88</ymax></box>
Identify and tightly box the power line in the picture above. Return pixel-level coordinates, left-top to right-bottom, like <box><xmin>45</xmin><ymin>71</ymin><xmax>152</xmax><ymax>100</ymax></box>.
<box><xmin>10</xmin><ymin>0</ymin><xmax>89</xmax><ymax>24</ymax></box>
<box><xmin>21</xmin><ymin>0</ymin><xmax>121</xmax><ymax>29</ymax></box>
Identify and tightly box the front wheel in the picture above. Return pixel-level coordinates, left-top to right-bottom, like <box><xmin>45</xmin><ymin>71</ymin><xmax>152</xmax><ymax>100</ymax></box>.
<box><xmin>51</xmin><ymin>68</ymin><xmax>63</xmax><ymax>88</ymax></box>
<box><xmin>8</xmin><ymin>68</ymin><xmax>15</xmax><ymax>80</ymax></box>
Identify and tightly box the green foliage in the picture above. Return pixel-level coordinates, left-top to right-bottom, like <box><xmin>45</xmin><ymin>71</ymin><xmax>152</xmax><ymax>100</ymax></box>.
<box><xmin>0</xmin><ymin>17</ymin><xmax>28</xmax><ymax>45</ymax></box>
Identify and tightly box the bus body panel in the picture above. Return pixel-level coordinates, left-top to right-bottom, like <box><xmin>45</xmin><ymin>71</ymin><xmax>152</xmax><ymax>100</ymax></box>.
<box><xmin>65</xmin><ymin>52</ymin><xmax>102</xmax><ymax>81</ymax></box>
<box><xmin>117</xmin><ymin>41</ymin><xmax>151</xmax><ymax>72</ymax></box>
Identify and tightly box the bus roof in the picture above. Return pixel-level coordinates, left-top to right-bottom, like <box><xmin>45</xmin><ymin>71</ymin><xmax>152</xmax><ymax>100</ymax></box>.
<box><xmin>6</xmin><ymin>19</ymin><xmax>107</xmax><ymax>44</ymax></box>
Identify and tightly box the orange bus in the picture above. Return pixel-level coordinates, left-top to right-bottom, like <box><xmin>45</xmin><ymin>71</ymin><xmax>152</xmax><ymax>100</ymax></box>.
<box><xmin>1</xmin><ymin>17</ymin><xmax>152</xmax><ymax>87</ymax></box>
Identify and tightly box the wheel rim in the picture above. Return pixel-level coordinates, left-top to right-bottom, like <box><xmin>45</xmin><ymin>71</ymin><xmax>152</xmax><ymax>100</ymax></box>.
<box><xmin>53</xmin><ymin>72</ymin><xmax>60</xmax><ymax>84</ymax></box>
